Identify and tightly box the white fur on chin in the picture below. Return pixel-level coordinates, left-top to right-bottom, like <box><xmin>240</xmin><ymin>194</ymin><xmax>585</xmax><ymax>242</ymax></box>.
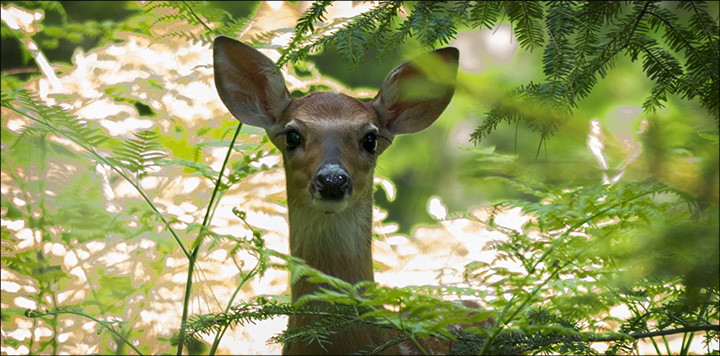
<box><xmin>311</xmin><ymin>197</ymin><xmax>349</xmax><ymax>214</ymax></box>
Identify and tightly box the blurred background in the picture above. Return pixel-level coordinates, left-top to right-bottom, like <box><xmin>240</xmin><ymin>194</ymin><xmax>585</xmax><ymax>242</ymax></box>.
<box><xmin>3</xmin><ymin>1</ymin><xmax>717</xmax><ymax>234</ymax></box>
<box><xmin>2</xmin><ymin>1</ymin><xmax>718</xmax><ymax>355</ymax></box>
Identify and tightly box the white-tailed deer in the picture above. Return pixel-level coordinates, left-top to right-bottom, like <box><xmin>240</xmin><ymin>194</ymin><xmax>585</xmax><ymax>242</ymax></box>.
<box><xmin>213</xmin><ymin>36</ymin><xmax>459</xmax><ymax>354</ymax></box>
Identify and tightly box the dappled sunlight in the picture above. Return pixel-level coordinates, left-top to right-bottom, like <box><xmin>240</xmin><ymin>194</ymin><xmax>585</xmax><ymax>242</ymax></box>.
<box><xmin>479</xmin><ymin>24</ymin><xmax>518</xmax><ymax>62</ymax></box>
<box><xmin>450</xmin><ymin>23</ymin><xmax>519</xmax><ymax>74</ymax></box>
<box><xmin>1</xmin><ymin>2</ymin><xmax>513</xmax><ymax>347</ymax></box>
<box><xmin>1</xmin><ymin>271</ymin><xmax>39</xmax><ymax>303</ymax></box>
<box><xmin>2</xmin><ymin>1</ymin><xmax>717</xmax><ymax>355</ymax></box>
<box><xmin>1</xmin><ymin>4</ymin><xmax>43</xmax><ymax>35</ymax></box>
<box><xmin>374</xmin><ymin>197</ymin><xmax>528</xmax><ymax>301</ymax></box>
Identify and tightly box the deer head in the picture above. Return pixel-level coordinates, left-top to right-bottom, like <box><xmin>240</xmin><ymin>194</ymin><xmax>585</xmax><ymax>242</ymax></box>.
<box><xmin>213</xmin><ymin>35</ymin><xmax>459</xmax><ymax>354</ymax></box>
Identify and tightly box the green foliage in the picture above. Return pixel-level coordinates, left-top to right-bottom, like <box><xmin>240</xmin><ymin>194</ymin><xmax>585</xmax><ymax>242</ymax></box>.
<box><xmin>177</xmin><ymin>175</ymin><xmax>719</xmax><ymax>354</ymax></box>
<box><xmin>450</xmin><ymin>308</ymin><xmax>598</xmax><ymax>355</ymax></box>
<box><xmin>2</xmin><ymin>1</ymin><xmax>718</xmax><ymax>355</ymax></box>
<box><xmin>273</xmin><ymin>1</ymin><xmax>719</xmax><ymax>142</ymax></box>
<box><xmin>0</xmin><ymin>1</ymin><xmax>145</xmax><ymax>66</ymax></box>
<box><xmin>276</xmin><ymin>1</ymin><xmax>405</xmax><ymax>69</ymax></box>
<box><xmin>24</xmin><ymin>307</ymin><xmax>143</xmax><ymax>355</ymax></box>
<box><xmin>111</xmin><ymin>129</ymin><xmax>165</xmax><ymax>180</ymax></box>
<box><xmin>2</xmin><ymin>57</ymin><xmax>270</xmax><ymax>355</ymax></box>
<box><xmin>467</xmin><ymin>178</ymin><xmax>718</xmax><ymax>355</ymax></box>
<box><xmin>204</xmin><ymin>177</ymin><xmax>715</xmax><ymax>354</ymax></box>
<box><xmin>13</xmin><ymin>89</ymin><xmax>109</xmax><ymax>149</ymax></box>
<box><xmin>142</xmin><ymin>1</ymin><xmax>256</xmax><ymax>43</ymax></box>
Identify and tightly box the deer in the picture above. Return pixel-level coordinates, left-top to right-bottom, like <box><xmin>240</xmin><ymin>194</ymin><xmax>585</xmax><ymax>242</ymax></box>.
<box><xmin>213</xmin><ymin>35</ymin><xmax>460</xmax><ymax>354</ymax></box>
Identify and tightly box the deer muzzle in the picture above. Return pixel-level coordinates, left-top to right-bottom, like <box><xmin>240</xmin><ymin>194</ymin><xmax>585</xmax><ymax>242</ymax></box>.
<box><xmin>310</xmin><ymin>163</ymin><xmax>353</xmax><ymax>213</ymax></box>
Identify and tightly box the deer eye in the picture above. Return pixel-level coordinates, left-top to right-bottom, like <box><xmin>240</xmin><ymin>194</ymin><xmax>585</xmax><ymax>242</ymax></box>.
<box><xmin>362</xmin><ymin>132</ymin><xmax>377</xmax><ymax>154</ymax></box>
<box><xmin>285</xmin><ymin>130</ymin><xmax>302</xmax><ymax>150</ymax></box>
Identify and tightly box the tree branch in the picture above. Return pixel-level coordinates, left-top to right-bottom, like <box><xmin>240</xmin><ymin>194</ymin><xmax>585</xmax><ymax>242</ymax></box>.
<box><xmin>686</xmin><ymin>0</ymin><xmax>719</xmax><ymax>56</ymax></box>
<box><xmin>645</xmin><ymin>9</ymin><xmax>711</xmax><ymax>76</ymax></box>
<box><xmin>511</xmin><ymin>324</ymin><xmax>720</xmax><ymax>354</ymax></box>
<box><xmin>567</xmin><ymin>2</ymin><xmax>652</xmax><ymax>105</ymax></box>
<box><xmin>591</xmin><ymin>324</ymin><xmax>720</xmax><ymax>342</ymax></box>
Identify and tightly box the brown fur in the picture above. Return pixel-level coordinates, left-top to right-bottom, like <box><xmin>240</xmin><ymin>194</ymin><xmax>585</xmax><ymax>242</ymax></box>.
<box><xmin>213</xmin><ymin>36</ymin><xmax>459</xmax><ymax>354</ymax></box>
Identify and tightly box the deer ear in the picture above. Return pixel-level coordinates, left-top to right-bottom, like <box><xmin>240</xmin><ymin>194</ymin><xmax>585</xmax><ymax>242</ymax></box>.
<box><xmin>213</xmin><ymin>36</ymin><xmax>291</xmax><ymax>129</ymax></box>
<box><xmin>372</xmin><ymin>47</ymin><xmax>459</xmax><ymax>135</ymax></box>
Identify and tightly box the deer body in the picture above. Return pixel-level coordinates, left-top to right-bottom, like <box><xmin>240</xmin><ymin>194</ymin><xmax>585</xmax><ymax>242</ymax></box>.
<box><xmin>213</xmin><ymin>36</ymin><xmax>458</xmax><ymax>354</ymax></box>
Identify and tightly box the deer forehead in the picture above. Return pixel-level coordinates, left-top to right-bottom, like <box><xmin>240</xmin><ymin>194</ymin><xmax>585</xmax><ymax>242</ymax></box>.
<box><xmin>273</xmin><ymin>93</ymin><xmax>384</xmax><ymax>176</ymax></box>
<box><xmin>281</xmin><ymin>92</ymin><xmax>379</xmax><ymax>132</ymax></box>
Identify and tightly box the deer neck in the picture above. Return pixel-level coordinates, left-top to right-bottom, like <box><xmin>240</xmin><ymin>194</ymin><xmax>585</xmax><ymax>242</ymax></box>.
<box><xmin>287</xmin><ymin>186</ymin><xmax>374</xmax><ymax>302</ymax></box>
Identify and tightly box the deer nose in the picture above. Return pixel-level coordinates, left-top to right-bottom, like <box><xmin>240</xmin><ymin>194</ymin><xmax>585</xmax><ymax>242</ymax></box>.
<box><xmin>313</xmin><ymin>164</ymin><xmax>352</xmax><ymax>200</ymax></box>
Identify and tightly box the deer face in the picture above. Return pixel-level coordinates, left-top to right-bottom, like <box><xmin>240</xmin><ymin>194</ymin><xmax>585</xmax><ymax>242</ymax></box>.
<box><xmin>213</xmin><ymin>36</ymin><xmax>458</xmax><ymax>214</ymax></box>
<box><xmin>267</xmin><ymin>92</ymin><xmax>391</xmax><ymax>213</ymax></box>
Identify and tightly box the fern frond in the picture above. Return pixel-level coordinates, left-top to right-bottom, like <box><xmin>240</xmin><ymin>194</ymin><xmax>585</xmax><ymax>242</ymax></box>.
<box><xmin>145</xmin><ymin>0</ymin><xmax>250</xmax><ymax>43</ymax></box>
<box><xmin>409</xmin><ymin>1</ymin><xmax>458</xmax><ymax>47</ymax></box>
<box><xmin>111</xmin><ymin>129</ymin><xmax>166</xmax><ymax>178</ymax></box>
<box><xmin>375</xmin><ymin>8</ymin><xmax>414</xmax><ymax>58</ymax></box>
<box><xmin>295</xmin><ymin>0</ymin><xmax>332</xmax><ymax>36</ymax></box>
<box><xmin>678</xmin><ymin>0</ymin><xmax>720</xmax><ymax>57</ymax></box>
<box><xmin>164</xmin><ymin>1</ymin><xmax>218</xmax><ymax>30</ymax></box>
<box><xmin>277</xmin><ymin>1</ymin><xmax>403</xmax><ymax>70</ymax></box>
<box><xmin>333</xmin><ymin>27</ymin><xmax>370</xmax><ymax>69</ymax></box>
<box><xmin>183</xmin><ymin>297</ymin><xmax>297</xmax><ymax>339</ymax></box>
<box><xmin>507</xmin><ymin>1</ymin><xmax>545</xmax><ymax>51</ymax></box>
<box><xmin>471</xmin><ymin>81</ymin><xmax>570</xmax><ymax>145</ymax></box>
<box><xmin>277</xmin><ymin>1</ymin><xmax>717</xmax><ymax>135</ymax></box>
<box><xmin>565</xmin><ymin>2</ymin><xmax>613</xmax><ymax>106</ymax></box>
<box><xmin>274</xmin><ymin>0</ymin><xmax>333</xmax><ymax>69</ymax></box>
<box><xmin>647</xmin><ymin>7</ymin><xmax>709</xmax><ymax>74</ymax></box>
<box><xmin>466</xmin><ymin>1</ymin><xmax>504</xmax><ymax>30</ymax></box>
<box><xmin>216</xmin><ymin>14</ymin><xmax>253</xmax><ymax>39</ymax></box>
<box><xmin>544</xmin><ymin>2</ymin><xmax>575</xmax><ymax>80</ymax></box>
<box><xmin>12</xmin><ymin>90</ymin><xmax>109</xmax><ymax>148</ymax></box>
<box><xmin>564</xmin><ymin>1</ymin><xmax>652</xmax><ymax>113</ymax></box>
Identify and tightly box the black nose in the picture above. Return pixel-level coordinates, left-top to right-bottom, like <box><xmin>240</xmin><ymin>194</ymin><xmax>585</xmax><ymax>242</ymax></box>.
<box><xmin>313</xmin><ymin>164</ymin><xmax>352</xmax><ymax>200</ymax></box>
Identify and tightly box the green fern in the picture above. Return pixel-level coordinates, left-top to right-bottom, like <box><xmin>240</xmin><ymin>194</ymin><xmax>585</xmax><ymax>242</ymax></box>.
<box><xmin>144</xmin><ymin>1</ymin><xmax>254</xmax><ymax>43</ymax></box>
<box><xmin>3</xmin><ymin>3</ymin><xmax>717</xmax><ymax>355</ymax></box>
<box><xmin>10</xmin><ymin>89</ymin><xmax>109</xmax><ymax>149</ymax></box>
<box><xmin>111</xmin><ymin>129</ymin><xmax>166</xmax><ymax>179</ymax></box>
<box><xmin>507</xmin><ymin>1</ymin><xmax>545</xmax><ymax>51</ymax></box>
<box><xmin>276</xmin><ymin>1</ymin><xmax>719</xmax><ymax>140</ymax></box>
<box><xmin>145</xmin><ymin>1</ymin><xmax>215</xmax><ymax>37</ymax></box>
<box><xmin>464</xmin><ymin>1</ymin><xmax>504</xmax><ymax>30</ymax></box>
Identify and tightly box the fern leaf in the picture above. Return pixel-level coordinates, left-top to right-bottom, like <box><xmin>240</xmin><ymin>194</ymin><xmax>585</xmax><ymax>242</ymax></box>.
<box><xmin>467</xmin><ymin>1</ymin><xmax>503</xmax><ymax>30</ymax></box>
<box><xmin>111</xmin><ymin>129</ymin><xmax>166</xmax><ymax>177</ymax></box>
<box><xmin>12</xmin><ymin>89</ymin><xmax>109</xmax><ymax>149</ymax></box>
<box><xmin>507</xmin><ymin>1</ymin><xmax>545</xmax><ymax>51</ymax></box>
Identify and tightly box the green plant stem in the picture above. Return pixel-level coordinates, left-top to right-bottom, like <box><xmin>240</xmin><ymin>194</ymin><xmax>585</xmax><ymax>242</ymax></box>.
<box><xmin>396</xmin><ymin>305</ymin><xmax>428</xmax><ymax>356</ymax></box>
<box><xmin>681</xmin><ymin>332</ymin><xmax>694</xmax><ymax>355</ymax></box>
<box><xmin>589</xmin><ymin>324</ymin><xmax>719</xmax><ymax>342</ymax></box>
<box><xmin>176</xmin><ymin>122</ymin><xmax>243</xmax><ymax>355</ymax></box>
<box><xmin>406</xmin><ymin>333</ymin><xmax>427</xmax><ymax>355</ymax></box>
<box><xmin>3</xmin><ymin>103</ymin><xmax>191</xmax><ymax>259</ymax></box>
<box><xmin>27</xmin><ymin>308</ymin><xmax>144</xmax><ymax>355</ymax></box>
<box><xmin>479</xmin><ymin>188</ymin><xmax>660</xmax><ymax>354</ymax></box>
<box><xmin>513</xmin><ymin>324</ymin><xmax>719</xmax><ymax>353</ymax></box>
<box><xmin>208</xmin><ymin>214</ymin><xmax>263</xmax><ymax>355</ymax></box>
<box><xmin>662</xmin><ymin>334</ymin><xmax>672</xmax><ymax>355</ymax></box>
<box><xmin>649</xmin><ymin>331</ymin><xmax>662</xmax><ymax>354</ymax></box>
<box><xmin>207</xmin><ymin>265</ymin><xmax>258</xmax><ymax>355</ymax></box>
<box><xmin>180</xmin><ymin>0</ymin><xmax>214</xmax><ymax>34</ymax></box>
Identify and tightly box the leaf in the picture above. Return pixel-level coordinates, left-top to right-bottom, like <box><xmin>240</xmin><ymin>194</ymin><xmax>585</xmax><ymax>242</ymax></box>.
<box><xmin>110</xmin><ymin>129</ymin><xmax>166</xmax><ymax>178</ymax></box>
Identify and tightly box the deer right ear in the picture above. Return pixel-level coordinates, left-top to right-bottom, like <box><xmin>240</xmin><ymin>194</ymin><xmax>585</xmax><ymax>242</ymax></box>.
<box><xmin>373</xmin><ymin>47</ymin><xmax>459</xmax><ymax>135</ymax></box>
<box><xmin>213</xmin><ymin>36</ymin><xmax>291</xmax><ymax>129</ymax></box>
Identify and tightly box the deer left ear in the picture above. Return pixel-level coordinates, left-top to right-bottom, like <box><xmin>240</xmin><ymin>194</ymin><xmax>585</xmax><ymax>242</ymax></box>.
<box><xmin>372</xmin><ymin>47</ymin><xmax>459</xmax><ymax>135</ymax></box>
<box><xmin>213</xmin><ymin>36</ymin><xmax>291</xmax><ymax>129</ymax></box>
